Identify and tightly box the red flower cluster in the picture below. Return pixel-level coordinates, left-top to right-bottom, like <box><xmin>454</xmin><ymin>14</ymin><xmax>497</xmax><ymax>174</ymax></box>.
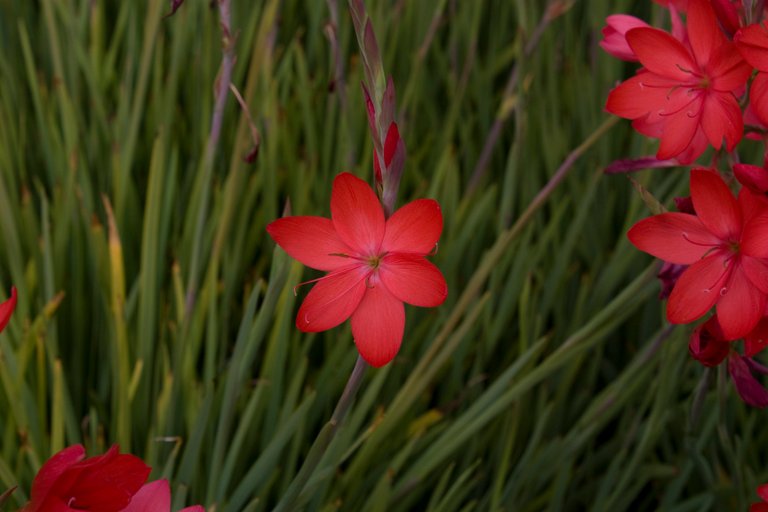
<box><xmin>603</xmin><ymin>0</ymin><xmax>768</xmax><ymax>408</ymax></box>
<box><xmin>267</xmin><ymin>172</ymin><xmax>447</xmax><ymax>367</ymax></box>
<box><xmin>604</xmin><ymin>0</ymin><xmax>768</xmax><ymax>164</ymax></box>
<box><xmin>20</xmin><ymin>445</ymin><xmax>203</xmax><ymax>512</ymax></box>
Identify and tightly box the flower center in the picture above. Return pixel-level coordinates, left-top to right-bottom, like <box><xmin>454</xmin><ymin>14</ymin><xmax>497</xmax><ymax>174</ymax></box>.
<box><xmin>366</xmin><ymin>255</ymin><xmax>382</xmax><ymax>270</ymax></box>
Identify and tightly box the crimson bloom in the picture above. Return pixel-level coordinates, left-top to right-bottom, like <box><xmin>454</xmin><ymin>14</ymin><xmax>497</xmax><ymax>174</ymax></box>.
<box><xmin>751</xmin><ymin>483</ymin><xmax>768</xmax><ymax>512</ymax></box>
<box><xmin>606</xmin><ymin>0</ymin><xmax>751</xmax><ymax>163</ymax></box>
<box><xmin>0</xmin><ymin>286</ymin><xmax>16</xmax><ymax>333</ymax></box>
<box><xmin>121</xmin><ymin>480</ymin><xmax>203</xmax><ymax>512</ymax></box>
<box><xmin>22</xmin><ymin>445</ymin><xmax>150</xmax><ymax>512</ymax></box>
<box><xmin>267</xmin><ymin>172</ymin><xmax>447</xmax><ymax>367</ymax></box>
<box><xmin>628</xmin><ymin>169</ymin><xmax>768</xmax><ymax>339</ymax></box>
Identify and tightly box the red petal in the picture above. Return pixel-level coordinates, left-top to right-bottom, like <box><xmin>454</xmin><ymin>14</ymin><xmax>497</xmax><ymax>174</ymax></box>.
<box><xmin>383</xmin><ymin>122</ymin><xmax>400</xmax><ymax>167</ymax></box>
<box><xmin>700</xmin><ymin>93</ymin><xmax>743</xmax><ymax>151</ymax></box>
<box><xmin>606</xmin><ymin>73</ymin><xmax>683</xmax><ymax>120</ymax></box>
<box><xmin>350</xmin><ymin>275</ymin><xmax>405</xmax><ymax>367</ymax></box>
<box><xmin>742</xmin><ymin>212</ymin><xmax>768</xmax><ymax>258</ymax></box>
<box><xmin>627</xmin><ymin>212</ymin><xmax>720</xmax><ymax>264</ymax></box>
<box><xmin>331</xmin><ymin>173</ymin><xmax>385</xmax><ymax>254</ymax></box>
<box><xmin>743</xmin><ymin>256</ymin><xmax>768</xmax><ymax>294</ymax></box>
<box><xmin>657</xmin><ymin>105</ymin><xmax>701</xmax><ymax>159</ymax></box>
<box><xmin>686</xmin><ymin>0</ymin><xmax>722</xmax><ymax>66</ymax></box>
<box><xmin>716</xmin><ymin>266</ymin><xmax>766</xmax><ymax>339</ymax></box>
<box><xmin>735</xmin><ymin>164</ymin><xmax>768</xmax><ymax>196</ymax></box>
<box><xmin>296</xmin><ymin>266</ymin><xmax>368</xmax><ymax>332</ymax></box>
<box><xmin>0</xmin><ymin>287</ymin><xmax>16</xmax><ymax>333</ymax></box>
<box><xmin>728</xmin><ymin>354</ymin><xmax>768</xmax><ymax>407</ymax></box>
<box><xmin>667</xmin><ymin>253</ymin><xmax>730</xmax><ymax>324</ymax></box>
<box><xmin>120</xmin><ymin>480</ymin><xmax>170</xmax><ymax>512</ymax></box>
<box><xmin>736</xmin><ymin>21</ymin><xmax>768</xmax><ymax>71</ymax></box>
<box><xmin>626</xmin><ymin>27</ymin><xmax>697</xmax><ymax>80</ymax></box>
<box><xmin>745</xmin><ymin>318</ymin><xmax>768</xmax><ymax>356</ymax></box>
<box><xmin>758</xmin><ymin>483</ymin><xmax>768</xmax><ymax>502</ymax></box>
<box><xmin>750</xmin><ymin>73</ymin><xmax>768</xmax><ymax>126</ymax></box>
<box><xmin>690</xmin><ymin>169</ymin><xmax>741</xmax><ymax>241</ymax></box>
<box><xmin>382</xmin><ymin>199</ymin><xmax>443</xmax><ymax>254</ymax></box>
<box><xmin>379</xmin><ymin>254</ymin><xmax>448</xmax><ymax>307</ymax></box>
<box><xmin>752</xmin><ymin>502</ymin><xmax>768</xmax><ymax>512</ymax></box>
<box><xmin>709</xmin><ymin>42</ymin><xmax>752</xmax><ymax>91</ymax></box>
<box><xmin>28</xmin><ymin>445</ymin><xmax>86</xmax><ymax>510</ymax></box>
<box><xmin>267</xmin><ymin>216</ymin><xmax>354</xmax><ymax>271</ymax></box>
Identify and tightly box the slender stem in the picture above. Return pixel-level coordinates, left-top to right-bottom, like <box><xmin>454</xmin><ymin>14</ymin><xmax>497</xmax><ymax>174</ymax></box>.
<box><xmin>273</xmin><ymin>356</ymin><xmax>368</xmax><ymax>512</ymax></box>
<box><xmin>185</xmin><ymin>0</ymin><xmax>235</xmax><ymax>317</ymax></box>
<box><xmin>467</xmin><ymin>0</ymin><xmax>562</xmax><ymax>192</ymax></box>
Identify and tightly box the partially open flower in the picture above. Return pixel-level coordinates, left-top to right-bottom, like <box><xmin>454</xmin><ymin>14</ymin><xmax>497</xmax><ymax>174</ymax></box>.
<box><xmin>689</xmin><ymin>315</ymin><xmax>730</xmax><ymax>367</ymax></box>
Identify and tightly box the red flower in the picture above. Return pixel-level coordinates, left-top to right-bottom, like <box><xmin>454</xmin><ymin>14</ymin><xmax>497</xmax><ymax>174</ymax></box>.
<box><xmin>751</xmin><ymin>483</ymin><xmax>768</xmax><ymax>512</ymax></box>
<box><xmin>606</xmin><ymin>0</ymin><xmax>751</xmax><ymax>163</ymax></box>
<box><xmin>628</xmin><ymin>169</ymin><xmax>768</xmax><ymax>339</ymax></box>
<box><xmin>689</xmin><ymin>315</ymin><xmax>730</xmax><ymax>366</ymax></box>
<box><xmin>0</xmin><ymin>287</ymin><xmax>16</xmax><ymax>334</ymax></box>
<box><xmin>23</xmin><ymin>445</ymin><xmax>150</xmax><ymax>512</ymax></box>
<box><xmin>267</xmin><ymin>172</ymin><xmax>447</xmax><ymax>367</ymax></box>
<box><xmin>121</xmin><ymin>480</ymin><xmax>203</xmax><ymax>512</ymax></box>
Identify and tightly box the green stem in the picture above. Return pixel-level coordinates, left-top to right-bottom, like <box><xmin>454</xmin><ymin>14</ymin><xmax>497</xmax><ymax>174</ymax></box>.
<box><xmin>272</xmin><ymin>355</ymin><xmax>368</xmax><ymax>512</ymax></box>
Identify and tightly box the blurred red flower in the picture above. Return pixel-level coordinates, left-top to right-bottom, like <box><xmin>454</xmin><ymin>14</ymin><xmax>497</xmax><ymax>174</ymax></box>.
<box><xmin>267</xmin><ymin>172</ymin><xmax>447</xmax><ymax>367</ymax></box>
<box><xmin>606</xmin><ymin>0</ymin><xmax>751</xmax><ymax>163</ymax></box>
<box><xmin>628</xmin><ymin>169</ymin><xmax>768</xmax><ymax>339</ymax></box>
<box><xmin>22</xmin><ymin>445</ymin><xmax>150</xmax><ymax>512</ymax></box>
<box><xmin>0</xmin><ymin>287</ymin><xmax>16</xmax><ymax>333</ymax></box>
<box><xmin>750</xmin><ymin>483</ymin><xmax>768</xmax><ymax>512</ymax></box>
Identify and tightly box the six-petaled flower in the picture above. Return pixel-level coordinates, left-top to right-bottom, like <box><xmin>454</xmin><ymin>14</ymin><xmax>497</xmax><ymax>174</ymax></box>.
<box><xmin>267</xmin><ymin>172</ymin><xmax>447</xmax><ymax>367</ymax></box>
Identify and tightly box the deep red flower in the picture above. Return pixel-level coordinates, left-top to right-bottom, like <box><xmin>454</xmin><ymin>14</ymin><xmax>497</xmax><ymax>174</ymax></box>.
<box><xmin>267</xmin><ymin>172</ymin><xmax>447</xmax><ymax>367</ymax></box>
<box><xmin>606</xmin><ymin>0</ymin><xmax>751</xmax><ymax>163</ymax></box>
<box><xmin>121</xmin><ymin>480</ymin><xmax>203</xmax><ymax>512</ymax></box>
<box><xmin>0</xmin><ymin>287</ymin><xmax>16</xmax><ymax>333</ymax></box>
<box><xmin>689</xmin><ymin>315</ymin><xmax>730</xmax><ymax>366</ymax></box>
<box><xmin>23</xmin><ymin>445</ymin><xmax>150</xmax><ymax>512</ymax></box>
<box><xmin>751</xmin><ymin>483</ymin><xmax>768</xmax><ymax>512</ymax></box>
<box><xmin>628</xmin><ymin>169</ymin><xmax>768</xmax><ymax>339</ymax></box>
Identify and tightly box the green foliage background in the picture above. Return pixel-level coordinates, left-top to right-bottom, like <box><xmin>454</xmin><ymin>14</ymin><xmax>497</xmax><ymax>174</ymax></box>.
<box><xmin>0</xmin><ymin>0</ymin><xmax>762</xmax><ymax>510</ymax></box>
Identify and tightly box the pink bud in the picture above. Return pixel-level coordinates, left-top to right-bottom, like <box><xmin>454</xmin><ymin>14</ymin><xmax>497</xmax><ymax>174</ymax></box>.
<box><xmin>600</xmin><ymin>15</ymin><xmax>650</xmax><ymax>61</ymax></box>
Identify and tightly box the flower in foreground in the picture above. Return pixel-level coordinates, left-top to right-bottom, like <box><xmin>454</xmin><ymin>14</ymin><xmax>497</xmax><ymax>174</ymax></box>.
<box><xmin>628</xmin><ymin>169</ymin><xmax>768</xmax><ymax>339</ymax></box>
<box><xmin>0</xmin><ymin>286</ymin><xmax>16</xmax><ymax>334</ymax></box>
<box><xmin>22</xmin><ymin>444</ymin><xmax>150</xmax><ymax>512</ymax></box>
<box><xmin>267</xmin><ymin>172</ymin><xmax>447</xmax><ymax>367</ymax></box>
<box><xmin>751</xmin><ymin>483</ymin><xmax>768</xmax><ymax>512</ymax></box>
<box><xmin>606</xmin><ymin>0</ymin><xmax>751</xmax><ymax>163</ymax></box>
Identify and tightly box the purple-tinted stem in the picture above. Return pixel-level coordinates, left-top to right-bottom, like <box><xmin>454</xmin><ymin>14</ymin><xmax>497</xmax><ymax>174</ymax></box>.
<box><xmin>467</xmin><ymin>0</ymin><xmax>564</xmax><ymax>192</ymax></box>
<box><xmin>185</xmin><ymin>0</ymin><xmax>235</xmax><ymax>316</ymax></box>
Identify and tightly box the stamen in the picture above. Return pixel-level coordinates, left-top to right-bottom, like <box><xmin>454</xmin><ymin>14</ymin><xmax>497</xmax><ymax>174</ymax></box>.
<box><xmin>429</xmin><ymin>243</ymin><xmax>439</xmax><ymax>256</ymax></box>
<box><xmin>682</xmin><ymin>232</ymin><xmax>720</xmax><ymax>248</ymax></box>
<box><xmin>703</xmin><ymin>254</ymin><xmax>734</xmax><ymax>294</ymax></box>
